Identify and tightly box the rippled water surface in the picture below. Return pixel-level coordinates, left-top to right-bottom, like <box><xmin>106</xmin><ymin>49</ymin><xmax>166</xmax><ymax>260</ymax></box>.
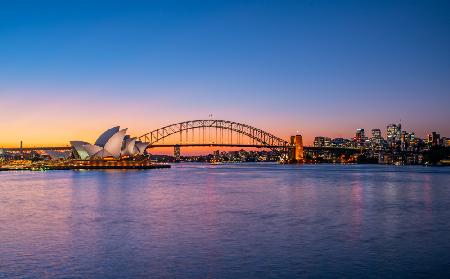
<box><xmin>1</xmin><ymin>164</ymin><xmax>450</xmax><ymax>278</ymax></box>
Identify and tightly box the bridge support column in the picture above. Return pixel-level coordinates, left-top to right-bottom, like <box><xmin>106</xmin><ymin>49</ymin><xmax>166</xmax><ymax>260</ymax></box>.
<box><xmin>289</xmin><ymin>135</ymin><xmax>304</xmax><ymax>163</ymax></box>
<box><xmin>174</xmin><ymin>145</ymin><xmax>181</xmax><ymax>162</ymax></box>
<box><xmin>287</xmin><ymin>147</ymin><xmax>295</xmax><ymax>163</ymax></box>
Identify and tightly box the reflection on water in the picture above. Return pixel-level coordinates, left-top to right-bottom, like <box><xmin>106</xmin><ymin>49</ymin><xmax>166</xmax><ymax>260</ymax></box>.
<box><xmin>1</xmin><ymin>164</ymin><xmax>450</xmax><ymax>278</ymax></box>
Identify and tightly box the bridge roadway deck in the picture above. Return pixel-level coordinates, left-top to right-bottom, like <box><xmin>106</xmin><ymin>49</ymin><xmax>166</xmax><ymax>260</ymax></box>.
<box><xmin>147</xmin><ymin>144</ymin><xmax>289</xmax><ymax>148</ymax></box>
<box><xmin>2</xmin><ymin>146</ymin><xmax>72</xmax><ymax>152</ymax></box>
<box><xmin>1</xmin><ymin>145</ymin><xmax>363</xmax><ymax>152</ymax></box>
<box><xmin>1</xmin><ymin>144</ymin><xmax>288</xmax><ymax>151</ymax></box>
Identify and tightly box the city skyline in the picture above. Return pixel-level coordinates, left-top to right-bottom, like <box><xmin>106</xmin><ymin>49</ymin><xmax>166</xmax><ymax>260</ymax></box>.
<box><xmin>1</xmin><ymin>118</ymin><xmax>447</xmax><ymax>154</ymax></box>
<box><xmin>1</xmin><ymin>1</ymin><xmax>450</xmax><ymax>148</ymax></box>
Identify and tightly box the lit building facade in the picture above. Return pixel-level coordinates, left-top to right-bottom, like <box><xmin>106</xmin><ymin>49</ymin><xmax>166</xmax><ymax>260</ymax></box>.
<box><xmin>387</xmin><ymin>123</ymin><xmax>401</xmax><ymax>148</ymax></box>
<box><xmin>355</xmin><ymin>129</ymin><xmax>365</xmax><ymax>142</ymax></box>
<box><xmin>314</xmin><ymin>137</ymin><xmax>327</xmax><ymax>147</ymax></box>
<box><xmin>371</xmin><ymin>129</ymin><xmax>382</xmax><ymax>139</ymax></box>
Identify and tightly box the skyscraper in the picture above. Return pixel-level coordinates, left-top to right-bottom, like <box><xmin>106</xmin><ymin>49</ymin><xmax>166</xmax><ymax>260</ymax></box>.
<box><xmin>371</xmin><ymin>129</ymin><xmax>383</xmax><ymax>148</ymax></box>
<box><xmin>387</xmin><ymin>124</ymin><xmax>401</xmax><ymax>147</ymax></box>
<box><xmin>431</xmin><ymin>132</ymin><xmax>441</xmax><ymax>147</ymax></box>
<box><xmin>355</xmin><ymin>129</ymin><xmax>365</xmax><ymax>145</ymax></box>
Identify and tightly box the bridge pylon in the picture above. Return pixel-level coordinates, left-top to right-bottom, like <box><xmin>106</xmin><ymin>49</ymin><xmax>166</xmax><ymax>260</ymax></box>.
<box><xmin>288</xmin><ymin>134</ymin><xmax>304</xmax><ymax>163</ymax></box>
<box><xmin>174</xmin><ymin>145</ymin><xmax>181</xmax><ymax>162</ymax></box>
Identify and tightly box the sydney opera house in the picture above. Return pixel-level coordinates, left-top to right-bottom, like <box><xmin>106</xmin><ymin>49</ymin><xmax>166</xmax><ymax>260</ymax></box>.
<box><xmin>71</xmin><ymin>127</ymin><xmax>149</xmax><ymax>160</ymax></box>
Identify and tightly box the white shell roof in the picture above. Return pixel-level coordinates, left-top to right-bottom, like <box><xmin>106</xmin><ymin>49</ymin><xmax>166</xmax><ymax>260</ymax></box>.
<box><xmin>135</xmin><ymin>141</ymin><xmax>149</xmax><ymax>155</ymax></box>
<box><xmin>104</xmin><ymin>129</ymin><xmax>127</xmax><ymax>158</ymax></box>
<box><xmin>122</xmin><ymin>138</ymin><xmax>136</xmax><ymax>156</ymax></box>
<box><xmin>83</xmin><ymin>144</ymin><xmax>103</xmax><ymax>157</ymax></box>
<box><xmin>70</xmin><ymin>141</ymin><xmax>90</xmax><ymax>160</ymax></box>
<box><xmin>95</xmin><ymin>126</ymin><xmax>120</xmax><ymax>147</ymax></box>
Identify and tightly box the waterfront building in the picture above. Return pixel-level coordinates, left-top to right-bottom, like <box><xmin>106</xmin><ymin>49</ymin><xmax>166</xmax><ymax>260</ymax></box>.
<box><xmin>330</xmin><ymin>138</ymin><xmax>352</xmax><ymax>148</ymax></box>
<box><xmin>314</xmin><ymin>137</ymin><xmax>326</xmax><ymax>147</ymax></box>
<box><xmin>324</xmin><ymin>137</ymin><xmax>332</xmax><ymax>147</ymax></box>
<box><xmin>174</xmin><ymin>146</ymin><xmax>181</xmax><ymax>161</ymax></box>
<box><xmin>71</xmin><ymin>126</ymin><xmax>149</xmax><ymax>160</ymax></box>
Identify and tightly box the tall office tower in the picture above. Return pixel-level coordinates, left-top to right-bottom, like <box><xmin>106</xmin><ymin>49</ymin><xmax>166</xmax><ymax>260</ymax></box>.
<box><xmin>397</xmin><ymin>124</ymin><xmax>402</xmax><ymax>140</ymax></box>
<box><xmin>431</xmin><ymin>132</ymin><xmax>441</xmax><ymax>147</ymax></box>
<box><xmin>404</xmin><ymin>132</ymin><xmax>417</xmax><ymax>150</ymax></box>
<box><xmin>371</xmin><ymin>129</ymin><xmax>382</xmax><ymax>148</ymax></box>
<box><xmin>355</xmin><ymin>129</ymin><xmax>365</xmax><ymax>144</ymax></box>
<box><xmin>387</xmin><ymin>124</ymin><xmax>401</xmax><ymax>147</ymax></box>
<box><xmin>400</xmin><ymin>131</ymin><xmax>408</xmax><ymax>151</ymax></box>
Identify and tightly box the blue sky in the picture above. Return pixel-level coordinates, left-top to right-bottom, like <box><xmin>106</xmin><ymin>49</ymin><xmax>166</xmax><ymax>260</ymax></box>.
<box><xmin>1</xmin><ymin>0</ymin><xmax>449</xmax><ymax>146</ymax></box>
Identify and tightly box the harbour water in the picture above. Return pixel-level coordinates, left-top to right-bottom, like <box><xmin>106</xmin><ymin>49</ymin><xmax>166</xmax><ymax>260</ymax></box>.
<box><xmin>1</xmin><ymin>164</ymin><xmax>450</xmax><ymax>278</ymax></box>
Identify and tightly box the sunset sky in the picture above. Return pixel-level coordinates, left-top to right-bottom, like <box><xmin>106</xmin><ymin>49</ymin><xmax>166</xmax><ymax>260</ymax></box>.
<box><xmin>1</xmin><ymin>0</ymin><xmax>449</xmax><ymax>151</ymax></box>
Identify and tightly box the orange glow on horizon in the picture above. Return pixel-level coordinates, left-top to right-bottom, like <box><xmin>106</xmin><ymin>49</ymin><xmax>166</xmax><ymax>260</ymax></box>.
<box><xmin>2</xmin><ymin>90</ymin><xmax>441</xmax><ymax>150</ymax></box>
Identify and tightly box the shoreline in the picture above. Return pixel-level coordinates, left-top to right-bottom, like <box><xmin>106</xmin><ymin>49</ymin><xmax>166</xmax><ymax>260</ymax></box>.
<box><xmin>0</xmin><ymin>164</ymin><xmax>171</xmax><ymax>171</ymax></box>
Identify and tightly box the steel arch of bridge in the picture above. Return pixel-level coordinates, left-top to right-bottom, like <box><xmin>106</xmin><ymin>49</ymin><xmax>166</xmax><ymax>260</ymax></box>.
<box><xmin>138</xmin><ymin>120</ymin><xmax>291</xmax><ymax>151</ymax></box>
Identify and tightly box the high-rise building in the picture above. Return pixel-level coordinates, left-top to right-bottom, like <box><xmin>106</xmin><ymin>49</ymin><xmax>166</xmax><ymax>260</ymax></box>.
<box><xmin>370</xmin><ymin>129</ymin><xmax>383</xmax><ymax>148</ymax></box>
<box><xmin>355</xmin><ymin>129</ymin><xmax>365</xmax><ymax>145</ymax></box>
<box><xmin>406</xmin><ymin>132</ymin><xmax>418</xmax><ymax>151</ymax></box>
<box><xmin>430</xmin><ymin>132</ymin><xmax>441</xmax><ymax>147</ymax></box>
<box><xmin>401</xmin><ymin>131</ymin><xmax>408</xmax><ymax>151</ymax></box>
<box><xmin>387</xmin><ymin>124</ymin><xmax>401</xmax><ymax>147</ymax></box>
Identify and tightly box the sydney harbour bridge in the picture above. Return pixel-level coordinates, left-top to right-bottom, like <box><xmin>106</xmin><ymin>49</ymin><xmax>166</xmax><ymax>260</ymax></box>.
<box><xmin>136</xmin><ymin>119</ymin><xmax>304</xmax><ymax>162</ymax></box>
<box><xmin>3</xmin><ymin>119</ymin><xmax>357</xmax><ymax>162</ymax></box>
